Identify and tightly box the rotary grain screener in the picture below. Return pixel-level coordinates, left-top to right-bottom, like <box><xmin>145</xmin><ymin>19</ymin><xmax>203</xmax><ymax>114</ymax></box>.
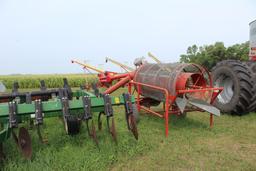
<box><xmin>72</xmin><ymin>54</ymin><xmax>223</xmax><ymax>137</ymax></box>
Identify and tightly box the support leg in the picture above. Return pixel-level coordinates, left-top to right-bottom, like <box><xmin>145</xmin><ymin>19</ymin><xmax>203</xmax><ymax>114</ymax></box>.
<box><xmin>98</xmin><ymin>112</ymin><xmax>103</xmax><ymax>130</ymax></box>
<box><xmin>128</xmin><ymin>83</ymin><xmax>132</xmax><ymax>94</ymax></box>
<box><xmin>37</xmin><ymin>125</ymin><xmax>48</xmax><ymax>144</ymax></box>
<box><xmin>136</xmin><ymin>85</ymin><xmax>141</xmax><ymax>112</ymax></box>
<box><xmin>29</xmin><ymin>119</ymin><xmax>34</xmax><ymax>130</ymax></box>
<box><xmin>210</xmin><ymin>114</ymin><xmax>213</xmax><ymax>128</ymax></box>
<box><xmin>165</xmin><ymin>102</ymin><xmax>169</xmax><ymax>137</ymax></box>
<box><xmin>86</xmin><ymin>120</ymin><xmax>99</xmax><ymax>146</ymax></box>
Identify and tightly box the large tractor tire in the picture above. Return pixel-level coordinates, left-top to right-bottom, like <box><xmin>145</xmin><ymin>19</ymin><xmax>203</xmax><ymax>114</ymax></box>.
<box><xmin>246</xmin><ymin>61</ymin><xmax>256</xmax><ymax>111</ymax></box>
<box><xmin>212</xmin><ymin>60</ymin><xmax>253</xmax><ymax>115</ymax></box>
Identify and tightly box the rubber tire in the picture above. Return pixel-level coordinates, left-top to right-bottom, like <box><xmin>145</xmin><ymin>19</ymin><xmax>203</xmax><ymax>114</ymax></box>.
<box><xmin>211</xmin><ymin>60</ymin><xmax>253</xmax><ymax>115</ymax></box>
<box><xmin>246</xmin><ymin>61</ymin><xmax>256</xmax><ymax>111</ymax></box>
<box><xmin>132</xmin><ymin>104</ymin><xmax>140</xmax><ymax>123</ymax></box>
<box><xmin>65</xmin><ymin>116</ymin><xmax>80</xmax><ymax>135</ymax></box>
<box><xmin>246</xmin><ymin>61</ymin><xmax>256</xmax><ymax>73</ymax></box>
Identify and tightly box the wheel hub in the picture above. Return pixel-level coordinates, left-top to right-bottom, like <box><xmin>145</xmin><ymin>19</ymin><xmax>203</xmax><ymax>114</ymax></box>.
<box><xmin>215</xmin><ymin>74</ymin><xmax>234</xmax><ymax>104</ymax></box>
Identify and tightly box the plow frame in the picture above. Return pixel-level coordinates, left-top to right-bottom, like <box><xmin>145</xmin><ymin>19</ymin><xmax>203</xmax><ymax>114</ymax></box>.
<box><xmin>0</xmin><ymin>90</ymin><xmax>135</xmax><ymax>143</ymax></box>
<box><xmin>128</xmin><ymin>80</ymin><xmax>223</xmax><ymax>137</ymax></box>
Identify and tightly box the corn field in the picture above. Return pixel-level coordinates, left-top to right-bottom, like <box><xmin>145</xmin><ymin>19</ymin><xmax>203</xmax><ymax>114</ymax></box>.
<box><xmin>0</xmin><ymin>74</ymin><xmax>98</xmax><ymax>89</ymax></box>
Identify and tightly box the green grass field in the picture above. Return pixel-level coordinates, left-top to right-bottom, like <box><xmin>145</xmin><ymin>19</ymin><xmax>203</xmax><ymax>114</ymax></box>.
<box><xmin>1</xmin><ymin>88</ymin><xmax>256</xmax><ymax>171</ymax></box>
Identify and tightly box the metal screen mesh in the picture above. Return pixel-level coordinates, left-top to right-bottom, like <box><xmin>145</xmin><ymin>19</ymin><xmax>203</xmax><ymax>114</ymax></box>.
<box><xmin>134</xmin><ymin>63</ymin><xmax>211</xmax><ymax>102</ymax></box>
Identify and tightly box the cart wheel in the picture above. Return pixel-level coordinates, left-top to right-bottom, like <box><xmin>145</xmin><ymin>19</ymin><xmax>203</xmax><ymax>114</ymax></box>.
<box><xmin>64</xmin><ymin>116</ymin><xmax>80</xmax><ymax>135</ymax></box>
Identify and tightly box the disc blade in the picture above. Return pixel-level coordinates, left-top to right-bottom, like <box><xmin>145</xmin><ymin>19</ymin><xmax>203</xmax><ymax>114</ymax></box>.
<box><xmin>188</xmin><ymin>98</ymin><xmax>220</xmax><ymax>116</ymax></box>
<box><xmin>129</xmin><ymin>115</ymin><xmax>138</xmax><ymax>140</ymax></box>
<box><xmin>98</xmin><ymin>112</ymin><xmax>103</xmax><ymax>131</ymax></box>
<box><xmin>87</xmin><ymin>120</ymin><xmax>99</xmax><ymax>146</ymax></box>
<box><xmin>91</xmin><ymin>121</ymin><xmax>99</xmax><ymax>146</ymax></box>
<box><xmin>110</xmin><ymin>118</ymin><xmax>117</xmax><ymax>143</ymax></box>
<box><xmin>18</xmin><ymin>127</ymin><xmax>32</xmax><ymax>159</ymax></box>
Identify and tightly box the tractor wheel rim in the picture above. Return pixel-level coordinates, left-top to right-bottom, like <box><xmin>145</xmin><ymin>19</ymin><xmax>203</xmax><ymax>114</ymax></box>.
<box><xmin>215</xmin><ymin>74</ymin><xmax>234</xmax><ymax>104</ymax></box>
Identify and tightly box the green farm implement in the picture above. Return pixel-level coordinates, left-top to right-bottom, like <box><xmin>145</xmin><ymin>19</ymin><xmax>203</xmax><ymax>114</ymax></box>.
<box><xmin>0</xmin><ymin>79</ymin><xmax>138</xmax><ymax>160</ymax></box>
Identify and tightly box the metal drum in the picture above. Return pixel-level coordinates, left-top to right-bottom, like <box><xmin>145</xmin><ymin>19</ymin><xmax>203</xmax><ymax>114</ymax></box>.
<box><xmin>134</xmin><ymin>63</ymin><xmax>212</xmax><ymax>102</ymax></box>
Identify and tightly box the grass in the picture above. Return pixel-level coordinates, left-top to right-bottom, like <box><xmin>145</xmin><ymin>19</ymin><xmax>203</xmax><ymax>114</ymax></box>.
<box><xmin>1</xmin><ymin>88</ymin><xmax>256</xmax><ymax>170</ymax></box>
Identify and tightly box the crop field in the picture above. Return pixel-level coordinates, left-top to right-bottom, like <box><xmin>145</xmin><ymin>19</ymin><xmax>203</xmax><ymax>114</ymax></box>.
<box><xmin>1</xmin><ymin>80</ymin><xmax>256</xmax><ymax>170</ymax></box>
<box><xmin>0</xmin><ymin>74</ymin><xmax>97</xmax><ymax>89</ymax></box>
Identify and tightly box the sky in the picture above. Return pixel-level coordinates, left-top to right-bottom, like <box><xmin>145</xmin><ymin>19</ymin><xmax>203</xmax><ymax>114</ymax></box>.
<box><xmin>0</xmin><ymin>0</ymin><xmax>255</xmax><ymax>75</ymax></box>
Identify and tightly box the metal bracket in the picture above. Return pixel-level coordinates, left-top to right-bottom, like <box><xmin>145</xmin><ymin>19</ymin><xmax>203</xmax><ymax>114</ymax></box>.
<box><xmin>103</xmin><ymin>94</ymin><xmax>113</xmax><ymax>118</ymax></box>
<box><xmin>58</xmin><ymin>88</ymin><xmax>68</xmax><ymax>100</ymax></box>
<box><xmin>91</xmin><ymin>83</ymin><xmax>100</xmax><ymax>97</ymax></box>
<box><xmin>63</xmin><ymin>78</ymin><xmax>72</xmax><ymax>100</ymax></box>
<box><xmin>123</xmin><ymin>93</ymin><xmax>133</xmax><ymax>115</ymax></box>
<box><xmin>12</xmin><ymin>82</ymin><xmax>19</xmax><ymax>95</ymax></box>
<box><xmin>123</xmin><ymin>93</ymin><xmax>139</xmax><ymax>140</ymax></box>
<box><xmin>8</xmin><ymin>101</ymin><xmax>18</xmax><ymax>128</ymax></box>
<box><xmin>82</xmin><ymin>96</ymin><xmax>92</xmax><ymax>120</ymax></box>
<box><xmin>61</xmin><ymin>97</ymin><xmax>70</xmax><ymax>119</ymax></box>
<box><xmin>123</xmin><ymin>93</ymin><xmax>133</xmax><ymax>129</ymax></box>
<box><xmin>82</xmin><ymin>96</ymin><xmax>99</xmax><ymax>145</ymax></box>
<box><xmin>40</xmin><ymin>80</ymin><xmax>47</xmax><ymax>91</ymax></box>
<box><xmin>34</xmin><ymin>99</ymin><xmax>48</xmax><ymax>143</ymax></box>
<box><xmin>103</xmin><ymin>94</ymin><xmax>117</xmax><ymax>142</ymax></box>
<box><xmin>35</xmin><ymin>99</ymin><xmax>43</xmax><ymax>125</ymax></box>
<box><xmin>26</xmin><ymin>93</ymin><xmax>32</xmax><ymax>104</ymax></box>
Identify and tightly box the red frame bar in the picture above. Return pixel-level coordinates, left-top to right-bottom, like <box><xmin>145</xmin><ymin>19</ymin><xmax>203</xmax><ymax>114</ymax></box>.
<box><xmin>130</xmin><ymin>81</ymin><xmax>171</xmax><ymax>137</ymax></box>
<box><xmin>178</xmin><ymin>87</ymin><xmax>223</xmax><ymax>93</ymax></box>
<box><xmin>129</xmin><ymin>80</ymin><xmax>223</xmax><ymax>137</ymax></box>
